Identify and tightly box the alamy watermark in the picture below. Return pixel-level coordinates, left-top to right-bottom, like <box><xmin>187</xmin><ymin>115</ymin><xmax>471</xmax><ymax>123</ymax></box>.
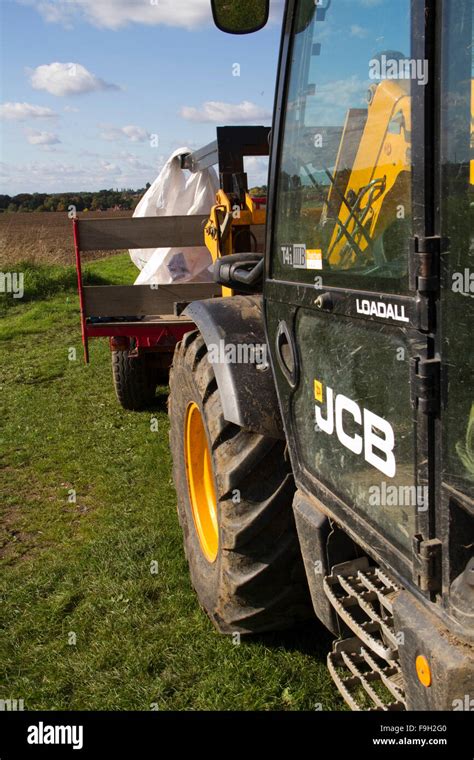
<box><xmin>452</xmin><ymin>268</ymin><xmax>474</xmax><ymax>295</ymax></box>
<box><xmin>369</xmin><ymin>54</ymin><xmax>428</xmax><ymax>87</ymax></box>
<box><xmin>368</xmin><ymin>482</ymin><xmax>428</xmax><ymax>511</ymax></box>
<box><xmin>27</xmin><ymin>722</ymin><xmax>83</xmax><ymax>750</ymax></box>
<box><xmin>0</xmin><ymin>271</ymin><xmax>24</xmax><ymax>299</ymax></box>
<box><xmin>207</xmin><ymin>340</ymin><xmax>268</xmax><ymax>366</ymax></box>
<box><xmin>0</xmin><ymin>698</ymin><xmax>24</xmax><ymax>711</ymax></box>
<box><xmin>452</xmin><ymin>694</ymin><xmax>474</xmax><ymax>711</ymax></box>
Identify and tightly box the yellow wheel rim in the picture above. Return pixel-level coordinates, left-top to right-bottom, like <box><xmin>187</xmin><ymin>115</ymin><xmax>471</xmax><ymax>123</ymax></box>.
<box><xmin>184</xmin><ymin>402</ymin><xmax>218</xmax><ymax>562</ymax></box>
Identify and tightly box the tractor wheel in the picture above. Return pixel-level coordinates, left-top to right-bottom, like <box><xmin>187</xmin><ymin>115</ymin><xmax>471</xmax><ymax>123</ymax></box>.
<box><xmin>168</xmin><ymin>330</ymin><xmax>311</xmax><ymax>634</ymax></box>
<box><xmin>111</xmin><ymin>349</ymin><xmax>156</xmax><ymax>410</ymax></box>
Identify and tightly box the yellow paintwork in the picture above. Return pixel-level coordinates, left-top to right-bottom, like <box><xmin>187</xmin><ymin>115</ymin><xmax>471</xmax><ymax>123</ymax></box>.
<box><xmin>245</xmin><ymin>192</ymin><xmax>267</xmax><ymax>226</ymax></box>
<box><xmin>328</xmin><ymin>79</ymin><xmax>411</xmax><ymax>268</ymax></box>
<box><xmin>314</xmin><ymin>379</ymin><xmax>323</xmax><ymax>403</ymax></box>
<box><xmin>204</xmin><ymin>189</ymin><xmax>266</xmax><ymax>297</ymax></box>
<box><xmin>184</xmin><ymin>401</ymin><xmax>218</xmax><ymax>563</ymax></box>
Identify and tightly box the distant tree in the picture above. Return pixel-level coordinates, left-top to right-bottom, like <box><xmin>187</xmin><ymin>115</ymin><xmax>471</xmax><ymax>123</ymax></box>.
<box><xmin>13</xmin><ymin>193</ymin><xmax>33</xmax><ymax>206</ymax></box>
<box><xmin>44</xmin><ymin>197</ymin><xmax>56</xmax><ymax>211</ymax></box>
<box><xmin>31</xmin><ymin>193</ymin><xmax>47</xmax><ymax>210</ymax></box>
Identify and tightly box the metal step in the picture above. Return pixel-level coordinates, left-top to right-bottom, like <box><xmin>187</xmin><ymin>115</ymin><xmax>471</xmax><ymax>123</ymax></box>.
<box><xmin>328</xmin><ymin>637</ymin><xmax>406</xmax><ymax>711</ymax></box>
<box><xmin>323</xmin><ymin>557</ymin><xmax>401</xmax><ymax>661</ymax></box>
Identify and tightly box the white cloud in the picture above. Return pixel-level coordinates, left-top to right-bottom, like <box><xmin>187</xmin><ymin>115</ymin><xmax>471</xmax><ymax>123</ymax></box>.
<box><xmin>121</xmin><ymin>125</ymin><xmax>148</xmax><ymax>142</ymax></box>
<box><xmin>71</xmin><ymin>149</ymin><xmax>152</xmax><ymax>173</ymax></box>
<box><xmin>29</xmin><ymin>62</ymin><xmax>119</xmax><ymax>97</ymax></box>
<box><xmin>0</xmin><ymin>158</ymin><xmax>153</xmax><ymax>193</ymax></box>
<box><xmin>99</xmin><ymin>124</ymin><xmax>149</xmax><ymax>143</ymax></box>
<box><xmin>19</xmin><ymin>0</ymin><xmax>210</xmax><ymax>30</ymax></box>
<box><xmin>0</xmin><ymin>101</ymin><xmax>57</xmax><ymax>121</ymax></box>
<box><xmin>25</xmin><ymin>128</ymin><xmax>61</xmax><ymax>146</ymax></box>
<box><xmin>350</xmin><ymin>25</ymin><xmax>368</xmax><ymax>39</ymax></box>
<box><xmin>19</xmin><ymin>0</ymin><xmax>284</xmax><ymax>30</ymax></box>
<box><xmin>316</xmin><ymin>77</ymin><xmax>367</xmax><ymax>106</ymax></box>
<box><xmin>180</xmin><ymin>100</ymin><xmax>272</xmax><ymax>124</ymax></box>
<box><xmin>305</xmin><ymin>76</ymin><xmax>367</xmax><ymax>126</ymax></box>
<box><xmin>244</xmin><ymin>156</ymin><xmax>269</xmax><ymax>187</ymax></box>
<box><xmin>64</xmin><ymin>105</ymin><xmax>80</xmax><ymax>113</ymax></box>
<box><xmin>116</xmin><ymin>151</ymin><xmax>152</xmax><ymax>170</ymax></box>
<box><xmin>100</xmin><ymin>160</ymin><xmax>120</xmax><ymax>173</ymax></box>
<box><xmin>0</xmin><ymin>161</ymin><xmax>97</xmax><ymax>188</ymax></box>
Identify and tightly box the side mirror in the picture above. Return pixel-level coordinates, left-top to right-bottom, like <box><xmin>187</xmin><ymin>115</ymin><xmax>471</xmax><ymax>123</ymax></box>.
<box><xmin>213</xmin><ymin>253</ymin><xmax>264</xmax><ymax>293</ymax></box>
<box><xmin>210</xmin><ymin>0</ymin><xmax>270</xmax><ymax>35</ymax></box>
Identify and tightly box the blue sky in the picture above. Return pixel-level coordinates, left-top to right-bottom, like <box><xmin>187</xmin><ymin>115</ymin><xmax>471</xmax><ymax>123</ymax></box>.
<box><xmin>0</xmin><ymin>0</ymin><xmax>284</xmax><ymax>193</ymax></box>
<box><xmin>0</xmin><ymin>0</ymin><xmax>413</xmax><ymax>195</ymax></box>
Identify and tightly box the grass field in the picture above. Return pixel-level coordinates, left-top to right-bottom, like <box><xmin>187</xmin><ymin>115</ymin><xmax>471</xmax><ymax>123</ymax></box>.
<box><xmin>0</xmin><ymin>253</ymin><xmax>344</xmax><ymax>711</ymax></box>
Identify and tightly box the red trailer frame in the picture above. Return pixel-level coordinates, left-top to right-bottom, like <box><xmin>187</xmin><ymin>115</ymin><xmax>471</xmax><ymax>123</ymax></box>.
<box><xmin>72</xmin><ymin>215</ymin><xmax>221</xmax><ymax>364</ymax></box>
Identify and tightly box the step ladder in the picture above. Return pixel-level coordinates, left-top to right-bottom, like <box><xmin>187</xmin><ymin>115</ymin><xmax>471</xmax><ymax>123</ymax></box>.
<box><xmin>324</xmin><ymin>557</ymin><xmax>406</xmax><ymax>711</ymax></box>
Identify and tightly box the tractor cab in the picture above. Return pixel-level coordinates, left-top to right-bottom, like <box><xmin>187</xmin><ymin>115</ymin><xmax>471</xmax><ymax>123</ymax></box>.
<box><xmin>202</xmin><ymin>0</ymin><xmax>473</xmax><ymax>710</ymax></box>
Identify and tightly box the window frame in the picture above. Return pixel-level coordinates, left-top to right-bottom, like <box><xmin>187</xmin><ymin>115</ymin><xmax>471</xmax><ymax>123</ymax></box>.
<box><xmin>263</xmin><ymin>0</ymin><xmax>443</xmax><ymax>603</ymax></box>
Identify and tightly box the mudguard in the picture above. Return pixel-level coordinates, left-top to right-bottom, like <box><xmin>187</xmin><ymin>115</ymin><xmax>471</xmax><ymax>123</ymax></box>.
<box><xmin>184</xmin><ymin>295</ymin><xmax>284</xmax><ymax>439</ymax></box>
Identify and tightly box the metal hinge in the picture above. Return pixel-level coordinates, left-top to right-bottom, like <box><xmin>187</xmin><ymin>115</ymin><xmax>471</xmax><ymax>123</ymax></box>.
<box><xmin>412</xmin><ymin>535</ymin><xmax>442</xmax><ymax>592</ymax></box>
<box><xmin>410</xmin><ymin>236</ymin><xmax>448</xmax><ymax>293</ymax></box>
<box><xmin>410</xmin><ymin>356</ymin><xmax>441</xmax><ymax>414</ymax></box>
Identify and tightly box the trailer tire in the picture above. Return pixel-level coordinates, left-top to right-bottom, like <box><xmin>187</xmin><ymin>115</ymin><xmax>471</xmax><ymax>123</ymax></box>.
<box><xmin>150</xmin><ymin>352</ymin><xmax>174</xmax><ymax>387</ymax></box>
<box><xmin>111</xmin><ymin>349</ymin><xmax>156</xmax><ymax>410</ymax></box>
<box><xmin>153</xmin><ymin>366</ymin><xmax>170</xmax><ymax>386</ymax></box>
<box><xmin>168</xmin><ymin>330</ymin><xmax>311</xmax><ymax>634</ymax></box>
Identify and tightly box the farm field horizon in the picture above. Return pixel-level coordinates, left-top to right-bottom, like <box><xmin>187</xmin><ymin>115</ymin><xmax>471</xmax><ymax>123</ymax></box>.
<box><xmin>0</xmin><ymin>209</ymin><xmax>134</xmax><ymax>268</ymax></box>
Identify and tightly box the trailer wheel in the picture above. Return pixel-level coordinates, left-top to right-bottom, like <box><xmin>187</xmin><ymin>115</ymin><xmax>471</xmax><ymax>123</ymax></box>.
<box><xmin>168</xmin><ymin>330</ymin><xmax>311</xmax><ymax>634</ymax></box>
<box><xmin>153</xmin><ymin>366</ymin><xmax>171</xmax><ymax>386</ymax></box>
<box><xmin>111</xmin><ymin>349</ymin><xmax>156</xmax><ymax>410</ymax></box>
<box><xmin>149</xmin><ymin>351</ymin><xmax>175</xmax><ymax>387</ymax></box>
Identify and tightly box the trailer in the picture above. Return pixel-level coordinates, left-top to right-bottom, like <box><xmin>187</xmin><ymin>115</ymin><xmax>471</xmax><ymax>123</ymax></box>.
<box><xmin>73</xmin><ymin>126</ymin><xmax>269</xmax><ymax>408</ymax></box>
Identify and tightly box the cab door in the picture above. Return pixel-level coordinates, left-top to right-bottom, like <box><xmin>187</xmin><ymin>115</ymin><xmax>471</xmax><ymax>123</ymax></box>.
<box><xmin>264</xmin><ymin>0</ymin><xmax>439</xmax><ymax>587</ymax></box>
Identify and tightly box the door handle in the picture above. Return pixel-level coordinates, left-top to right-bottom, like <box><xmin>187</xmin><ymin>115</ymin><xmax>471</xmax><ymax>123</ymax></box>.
<box><xmin>275</xmin><ymin>320</ymin><xmax>298</xmax><ymax>387</ymax></box>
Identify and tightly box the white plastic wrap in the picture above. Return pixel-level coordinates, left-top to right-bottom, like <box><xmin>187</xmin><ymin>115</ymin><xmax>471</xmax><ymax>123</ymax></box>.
<box><xmin>130</xmin><ymin>147</ymin><xmax>219</xmax><ymax>284</ymax></box>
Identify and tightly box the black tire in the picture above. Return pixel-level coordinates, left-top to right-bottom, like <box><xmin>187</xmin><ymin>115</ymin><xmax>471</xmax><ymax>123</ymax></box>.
<box><xmin>153</xmin><ymin>366</ymin><xmax>170</xmax><ymax>386</ymax></box>
<box><xmin>150</xmin><ymin>352</ymin><xmax>174</xmax><ymax>387</ymax></box>
<box><xmin>111</xmin><ymin>349</ymin><xmax>156</xmax><ymax>410</ymax></box>
<box><xmin>168</xmin><ymin>330</ymin><xmax>311</xmax><ymax>634</ymax></box>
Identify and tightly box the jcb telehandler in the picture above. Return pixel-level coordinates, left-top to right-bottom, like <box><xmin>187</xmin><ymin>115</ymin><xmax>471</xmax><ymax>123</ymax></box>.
<box><xmin>168</xmin><ymin>0</ymin><xmax>473</xmax><ymax>711</ymax></box>
<box><xmin>74</xmin><ymin>0</ymin><xmax>473</xmax><ymax>710</ymax></box>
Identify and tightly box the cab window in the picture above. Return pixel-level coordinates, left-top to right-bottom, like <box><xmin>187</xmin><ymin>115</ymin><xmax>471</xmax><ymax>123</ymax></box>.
<box><xmin>272</xmin><ymin>0</ymin><xmax>413</xmax><ymax>293</ymax></box>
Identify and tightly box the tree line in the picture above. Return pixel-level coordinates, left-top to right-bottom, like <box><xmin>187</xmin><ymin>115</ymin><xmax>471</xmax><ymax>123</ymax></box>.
<box><xmin>0</xmin><ymin>185</ymin><xmax>268</xmax><ymax>214</ymax></box>
<box><xmin>0</xmin><ymin>187</ymin><xmax>151</xmax><ymax>214</ymax></box>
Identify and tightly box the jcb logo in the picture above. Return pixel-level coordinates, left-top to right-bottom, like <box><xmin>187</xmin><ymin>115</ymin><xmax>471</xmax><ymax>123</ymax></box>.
<box><xmin>314</xmin><ymin>380</ymin><xmax>396</xmax><ymax>478</ymax></box>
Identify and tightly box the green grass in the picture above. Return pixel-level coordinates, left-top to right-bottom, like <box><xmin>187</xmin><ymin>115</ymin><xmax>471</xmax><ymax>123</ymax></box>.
<box><xmin>0</xmin><ymin>255</ymin><xmax>344</xmax><ymax>711</ymax></box>
<box><xmin>0</xmin><ymin>253</ymin><xmax>138</xmax><ymax>315</ymax></box>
